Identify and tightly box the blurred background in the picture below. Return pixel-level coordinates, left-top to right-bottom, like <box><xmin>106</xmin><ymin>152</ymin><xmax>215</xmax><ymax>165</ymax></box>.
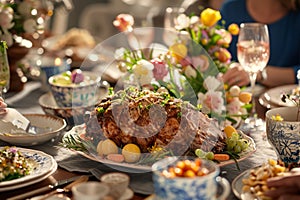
<box><xmin>50</xmin><ymin>0</ymin><xmax>186</xmax><ymax>40</ymax></box>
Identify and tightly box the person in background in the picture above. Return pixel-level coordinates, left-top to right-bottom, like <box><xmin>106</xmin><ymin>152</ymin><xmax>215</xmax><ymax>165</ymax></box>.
<box><xmin>0</xmin><ymin>97</ymin><xmax>7</xmax><ymax>115</ymax></box>
<box><xmin>184</xmin><ymin>0</ymin><xmax>224</xmax><ymax>14</ymax></box>
<box><xmin>265</xmin><ymin>169</ymin><xmax>300</xmax><ymax>200</ymax></box>
<box><xmin>220</xmin><ymin>0</ymin><xmax>300</xmax><ymax>88</ymax></box>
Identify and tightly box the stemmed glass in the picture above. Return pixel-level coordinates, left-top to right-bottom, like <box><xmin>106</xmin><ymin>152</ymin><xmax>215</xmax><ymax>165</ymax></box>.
<box><xmin>0</xmin><ymin>41</ymin><xmax>10</xmax><ymax>99</ymax></box>
<box><xmin>127</xmin><ymin>17</ymin><xmax>154</xmax><ymax>50</ymax></box>
<box><xmin>163</xmin><ymin>7</ymin><xmax>185</xmax><ymax>46</ymax></box>
<box><xmin>237</xmin><ymin>23</ymin><xmax>270</xmax><ymax>128</ymax></box>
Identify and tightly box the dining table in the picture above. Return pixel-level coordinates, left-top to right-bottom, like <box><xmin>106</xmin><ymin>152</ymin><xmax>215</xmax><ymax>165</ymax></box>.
<box><xmin>1</xmin><ymin>80</ymin><xmax>277</xmax><ymax>200</ymax></box>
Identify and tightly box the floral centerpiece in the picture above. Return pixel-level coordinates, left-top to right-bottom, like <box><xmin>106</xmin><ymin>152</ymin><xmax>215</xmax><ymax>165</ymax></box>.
<box><xmin>0</xmin><ymin>0</ymin><xmax>52</xmax><ymax>47</ymax></box>
<box><xmin>113</xmin><ymin>8</ymin><xmax>251</xmax><ymax>126</ymax></box>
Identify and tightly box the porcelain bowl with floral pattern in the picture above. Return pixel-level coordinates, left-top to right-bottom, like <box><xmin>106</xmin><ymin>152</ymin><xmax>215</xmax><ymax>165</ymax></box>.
<box><xmin>152</xmin><ymin>156</ymin><xmax>230</xmax><ymax>200</ymax></box>
<box><xmin>39</xmin><ymin>92</ymin><xmax>96</xmax><ymax>128</ymax></box>
<box><xmin>266</xmin><ymin>107</ymin><xmax>300</xmax><ymax>164</ymax></box>
<box><xmin>48</xmin><ymin>71</ymin><xmax>101</xmax><ymax>107</ymax></box>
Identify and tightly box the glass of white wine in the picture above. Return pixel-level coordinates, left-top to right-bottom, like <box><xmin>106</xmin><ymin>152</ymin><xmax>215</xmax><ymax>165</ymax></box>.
<box><xmin>0</xmin><ymin>41</ymin><xmax>10</xmax><ymax>99</ymax></box>
<box><xmin>237</xmin><ymin>23</ymin><xmax>270</xmax><ymax>128</ymax></box>
<box><xmin>163</xmin><ymin>7</ymin><xmax>185</xmax><ymax>46</ymax></box>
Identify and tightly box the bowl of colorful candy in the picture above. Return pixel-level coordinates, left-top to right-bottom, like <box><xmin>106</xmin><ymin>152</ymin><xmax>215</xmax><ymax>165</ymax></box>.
<box><xmin>48</xmin><ymin>69</ymin><xmax>102</xmax><ymax>107</ymax></box>
<box><xmin>152</xmin><ymin>156</ymin><xmax>230</xmax><ymax>200</ymax></box>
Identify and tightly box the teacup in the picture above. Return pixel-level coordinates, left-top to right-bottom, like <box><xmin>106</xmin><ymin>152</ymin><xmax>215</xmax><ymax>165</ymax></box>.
<box><xmin>72</xmin><ymin>181</ymin><xmax>110</xmax><ymax>200</ymax></box>
<box><xmin>152</xmin><ymin>156</ymin><xmax>230</xmax><ymax>200</ymax></box>
<box><xmin>100</xmin><ymin>172</ymin><xmax>130</xmax><ymax>199</ymax></box>
<box><xmin>266</xmin><ymin>107</ymin><xmax>300</xmax><ymax>164</ymax></box>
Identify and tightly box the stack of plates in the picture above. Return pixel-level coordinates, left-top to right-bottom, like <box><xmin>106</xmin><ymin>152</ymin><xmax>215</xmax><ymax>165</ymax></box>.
<box><xmin>259</xmin><ymin>84</ymin><xmax>298</xmax><ymax>108</ymax></box>
<box><xmin>0</xmin><ymin>147</ymin><xmax>57</xmax><ymax>192</ymax></box>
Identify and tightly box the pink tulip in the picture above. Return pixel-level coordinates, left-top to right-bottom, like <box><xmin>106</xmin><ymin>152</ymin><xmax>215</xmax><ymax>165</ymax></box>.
<box><xmin>113</xmin><ymin>14</ymin><xmax>134</xmax><ymax>32</ymax></box>
<box><xmin>151</xmin><ymin>58</ymin><xmax>168</xmax><ymax>81</ymax></box>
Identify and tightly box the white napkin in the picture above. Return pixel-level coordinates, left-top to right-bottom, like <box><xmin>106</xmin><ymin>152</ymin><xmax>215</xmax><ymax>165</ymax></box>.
<box><xmin>1</xmin><ymin>108</ymin><xmax>30</xmax><ymax>131</ymax></box>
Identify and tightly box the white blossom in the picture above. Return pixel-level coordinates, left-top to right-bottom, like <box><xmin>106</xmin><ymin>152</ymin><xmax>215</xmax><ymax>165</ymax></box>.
<box><xmin>203</xmin><ymin>76</ymin><xmax>222</xmax><ymax>91</ymax></box>
<box><xmin>133</xmin><ymin>59</ymin><xmax>154</xmax><ymax>86</ymax></box>
<box><xmin>190</xmin><ymin>16</ymin><xmax>199</xmax><ymax>25</ymax></box>
<box><xmin>198</xmin><ymin>90</ymin><xmax>225</xmax><ymax>114</ymax></box>
<box><xmin>114</xmin><ymin>47</ymin><xmax>126</xmax><ymax>60</ymax></box>
<box><xmin>175</xmin><ymin>14</ymin><xmax>190</xmax><ymax>30</ymax></box>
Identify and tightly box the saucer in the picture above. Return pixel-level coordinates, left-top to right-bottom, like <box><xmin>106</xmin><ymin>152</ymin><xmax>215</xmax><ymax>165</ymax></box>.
<box><xmin>119</xmin><ymin>188</ymin><xmax>134</xmax><ymax>200</ymax></box>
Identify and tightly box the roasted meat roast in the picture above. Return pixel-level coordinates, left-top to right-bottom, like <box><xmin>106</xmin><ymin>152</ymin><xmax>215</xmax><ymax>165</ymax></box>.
<box><xmin>85</xmin><ymin>87</ymin><xmax>226</xmax><ymax>155</ymax></box>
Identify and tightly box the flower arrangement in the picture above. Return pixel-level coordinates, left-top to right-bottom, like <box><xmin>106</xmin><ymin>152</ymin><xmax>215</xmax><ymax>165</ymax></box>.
<box><xmin>112</xmin><ymin>8</ymin><xmax>251</xmax><ymax>125</ymax></box>
<box><xmin>0</xmin><ymin>0</ymin><xmax>52</xmax><ymax>47</ymax></box>
<box><xmin>175</xmin><ymin>8</ymin><xmax>239</xmax><ymax>73</ymax></box>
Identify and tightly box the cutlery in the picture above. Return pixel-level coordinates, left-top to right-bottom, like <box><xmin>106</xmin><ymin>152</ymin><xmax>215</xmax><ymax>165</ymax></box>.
<box><xmin>7</xmin><ymin>175</ymin><xmax>88</xmax><ymax>200</ymax></box>
<box><xmin>35</xmin><ymin>175</ymin><xmax>89</xmax><ymax>200</ymax></box>
<box><xmin>1</xmin><ymin>108</ymin><xmax>52</xmax><ymax>134</ymax></box>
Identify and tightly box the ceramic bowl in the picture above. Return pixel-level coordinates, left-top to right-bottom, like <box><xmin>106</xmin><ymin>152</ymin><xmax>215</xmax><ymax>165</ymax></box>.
<box><xmin>39</xmin><ymin>92</ymin><xmax>96</xmax><ymax>127</ymax></box>
<box><xmin>266</xmin><ymin>107</ymin><xmax>300</xmax><ymax>164</ymax></box>
<box><xmin>48</xmin><ymin>71</ymin><xmax>101</xmax><ymax>107</ymax></box>
<box><xmin>0</xmin><ymin>114</ymin><xmax>66</xmax><ymax>146</ymax></box>
<box><xmin>152</xmin><ymin>156</ymin><xmax>230</xmax><ymax>200</ymax></box>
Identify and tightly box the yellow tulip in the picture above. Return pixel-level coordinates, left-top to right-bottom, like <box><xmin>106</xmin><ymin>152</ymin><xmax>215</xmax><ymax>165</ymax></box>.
<box><xmin>228</xmin><ymin>23</ymin><xmax>239</xmax><ymax>35</ymax></box>
<box><xmin>169</xmin><ymin>43</ymin><xmax>188</xmax><ymax>62</ymax></box>
<box><xmin>200</xmin><ymin>8</ymin><xmax>221</xmax><ymax>27</ymax></box>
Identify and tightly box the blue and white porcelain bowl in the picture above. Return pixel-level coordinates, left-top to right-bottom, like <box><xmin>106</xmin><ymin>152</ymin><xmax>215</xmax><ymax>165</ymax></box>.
<box><xmin>152</xmin><ymin>157</ymin><xmax>230</xmax><ymax>200</ymax></box>
<box><xmin>266</xmin><ymin>107</ymin><xmax>300</xmax><ymax>164</ymax></box>
<box><xmin>48</xmin><ymin>71</ymin><xmax>101</xmax><ymax>107</ymax></box>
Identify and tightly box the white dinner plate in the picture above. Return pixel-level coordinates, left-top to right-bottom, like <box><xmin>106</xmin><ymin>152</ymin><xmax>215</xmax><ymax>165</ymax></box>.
<box><xmin>0</xmin><ymin>147</ymin><xmax>57</xmax><ymax>187</ymax></box>
<box><xmin>266</xmin><ymin>84</ymin><xmax>298</xmax><ymax>107</ymax></box>
<box><xmin>63</xmin><ymin>124</ymin><xmax>256</xmax><ymax>171</ymax></box>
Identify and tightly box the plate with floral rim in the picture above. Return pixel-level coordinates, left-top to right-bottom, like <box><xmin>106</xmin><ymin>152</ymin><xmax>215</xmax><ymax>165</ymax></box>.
<box><xmin>62</xmin><ymin>124</ymin><xmax>256</xmax><ymax>171</ymax></box>
<box><xmin>0</xmin><ymin>161</ymin><xmax>57</xmax><ymax>192</ymax></box>
<box><xmin>0</xmin><ymin>147</ymin><xmax>57</xmax><ymax>187</ymax></box>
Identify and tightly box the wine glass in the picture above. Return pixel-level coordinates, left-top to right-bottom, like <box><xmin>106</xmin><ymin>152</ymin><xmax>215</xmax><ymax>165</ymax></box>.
<box><xmin>127</xmin><ymin>16</ymin><xmax>154</xmax><ymax>50</ymax></box>
<box><xmin>0</xmin><ymin>41</ymin><xmax>10</xmax><ymax>99</ymax></box>
<box><xmin>163</xmin><ymin>7</ymin><xmax>185</xmax><ymax>46</ymax></box>
<box><xmin>237</xmin><ymin>23</ymin><xmax>270</xmax><ymax>128</ymax></box>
